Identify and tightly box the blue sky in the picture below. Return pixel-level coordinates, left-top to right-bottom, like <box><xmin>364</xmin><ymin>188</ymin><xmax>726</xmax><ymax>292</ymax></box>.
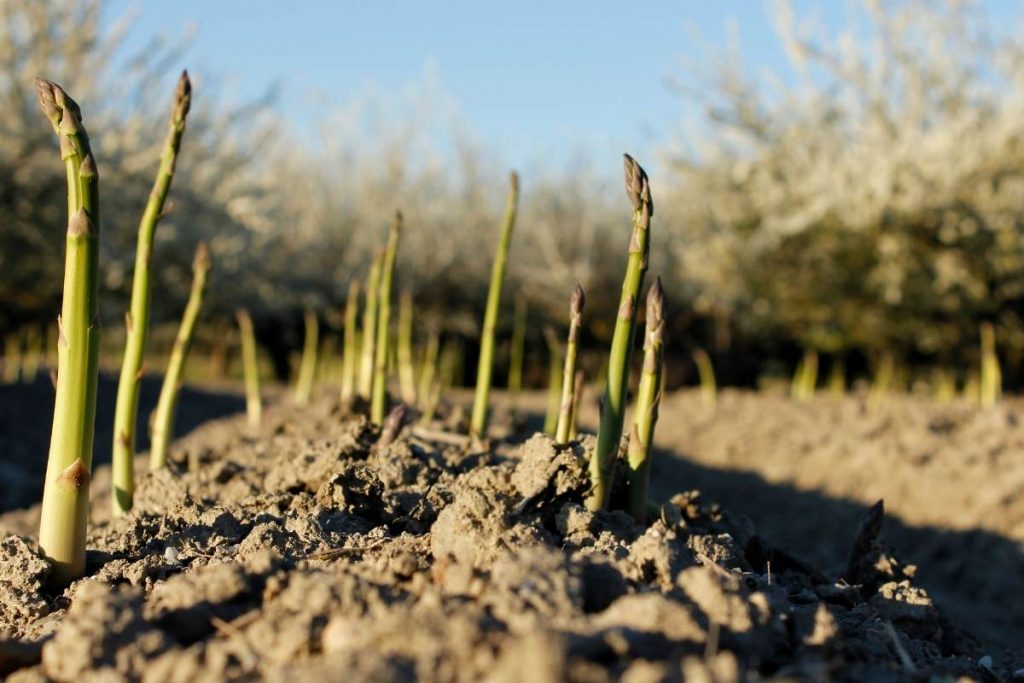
<box><xmin>106</xmin><ymin>1</ymin><xmax>1020</xmax><ymax>175</ymax></box>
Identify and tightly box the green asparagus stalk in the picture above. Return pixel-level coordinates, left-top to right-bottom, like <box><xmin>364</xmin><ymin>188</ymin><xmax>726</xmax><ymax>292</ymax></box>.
<box><xmin>340</xmin><ymin>279</ymin><xmax>361</xmax><ymax>405</ymax></box>
<box><xmin>149</xmin><ymin>243</ymin><xmax>211</xmax><ymax>469</ymax></box>
<box><xmin>588</xmin><ymin>154</ymin><xmax>652</xmax><ymax>511</ymax></box>
<box><xmin>358</xmin><ymin>251</ymin><xmax>384</xmax><ymax>399</ymax></box>
<box><xmin>867</xmin><ymin>351</ymin><xmax>894</xmax><ymax>414</ymax></box>
<box><xmin>2</xmin><ymin>334</ymin><xmax>20</xmax><ymax>384</ymax></box>
<box><xmin>933</xmin><ymin>366</ymin><xmax>956</xmax><ymax>404</ymax></box>
<box><xmin>236</xmin><ymin>309</ymin><xmax>262</xmax><ymax>429</ymax></box>
<box><xmin>626</xmin><ymin>278</ymin><xmax>666</xmax><ymax>523</ymax></box>
<box><xmin>507</xmin><ymin>293</ymin><xmax>528</xmax><ymax>419</ymax></box>
<box><xmin>397</xmin><ymin>289</ymin><xmax>417</xmax><ymax>405</ymax></box>
<box><xmin>980</xmin><ymin>322</ymin><xmax>1001</xmax><ymax>409</ymax></box>
<box><xmin>293</xmin><ymin>309</ymin><xmax>319</xmax><ymax>405</ymax></box>
<box><xmin>828</xmin><ymin>358</ymin><xmax>846</xmax><ymax>396</ymax></box>
<box><xmin>568</xmin><ymin>368</ymin><xmax>585</xmax><ymax>439</ymax></box>
<box><xmin>36</xmin><ymin>79</ymin><xmax>101</xmax><ymax>585</ymax></box>
<box><xmin>417</xmin><ymin>325</ymin><xmax>441</xmax><ymax>411</ymax></box>
<box><xmin>692</xmin><ymin>348</ymin><xmax>717</xmax><ymax>407</ymax></box>
<box><xmin>791</xmin><ymin>348</ymin><xmax>818</xmax><ymax>402</ymax></box>
<box><xmin>543</xmin><ymin>326</ymin><xmax>562</xmax><ymax>436</ymax></box>
<box><xmin>372</xmin><ymin>211</ymin><xmax>402</xmax><ymax>423</ymax></box>
<box><xmin>111</xmin><ymin>71</ymin><xmax>192</xmax><ymax>516</ymax></box>
<box><xmin>555</xmin><ymin>284</ymin><xmax>586</xmax><ymax>444</ymax></box>
<box><xmin>470</xmin><ymin>172</ymin><xmax>520</xmax><ymax>438</ymax></box>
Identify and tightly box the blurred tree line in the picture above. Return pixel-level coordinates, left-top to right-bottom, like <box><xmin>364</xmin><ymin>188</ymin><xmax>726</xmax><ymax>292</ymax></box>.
<box><xmin>3</xmin><ymin>0</ymin><xmax>1024</xmax><ymax>386</ymax></box>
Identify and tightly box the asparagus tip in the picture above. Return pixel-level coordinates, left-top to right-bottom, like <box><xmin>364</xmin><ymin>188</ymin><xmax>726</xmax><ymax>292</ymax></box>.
<box><xmin>174</xmin><ymin>70</ymin><xmax>193</xmax><ymax>122</ymax></box>
<box><xmin>193</xmin><ymin>241</ymin><xmax>211</xmax><ymax>270</ymax></box>
<box><xmin>623</xmin><ymin>153</ymin><xmax>653</xmax><ymax>218</ymax></box>
<box><xmin>35</xmin><ymin>78</ymin><xmax>60</xmax><ymax>127</ymax></box>
<box><xmin>509</xmin><ymin>170</ymin><xmax>520</xmax><ymax>193</ymax></box>
<box><xmin>647</xmin><ymin>276</ymin><xmax>665</xmax><ymax>325</ymax></box>
<box><xmin>571</xmin><ymin>283</ymin><xmax>586</xmax><ymax>317</ymax></box>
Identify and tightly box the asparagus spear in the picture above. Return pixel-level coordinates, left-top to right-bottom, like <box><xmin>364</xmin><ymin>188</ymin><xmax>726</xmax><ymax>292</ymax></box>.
<box><xmin>417</xmin><ymin>324</ymin><xmax>441</xmax><ymax>412</ymax></box>
<box><xmin>2</xmin><ymin>334</ymin><xmax>21</xmax><ymax>384</ymax></box>
<box><xmin>626</xmin><ymin>278</ymin><xmax>666</xmax><ymax>523</ymax></box>
<box><xmin>980</xmin><ymin>322</ymin><xmax>1001</xmax><ymax>409</ymax></box>
<box><xmin>236</xmin><ymin>309</ymin><xmax>262</xmax><ymax>429</ymax></box>
<box><xmin>470</xmin><ymin>172</ymin><xmax>520</xmax><ymax>438</ymax></box>
<box><xmin>293</xmin><ymin>309</ymin><xmax>319</xmax><ymax>405</ymax></box>
<box><xmin>397</xmin><ymin>289</ymin><xmax>417</xmax><ymax>405</ymax></box>
<box><xmin>568</xmin><ymin>368</ymin><xmax>585</xmax><ymax>439</ymax></box>
<box><xmin>588</xmin><ymin>154</ymin><xmax>652</xmax><ymax>511</ymax></box>
<box><xmin>111</xmin><ymin>71</ymin><xmax>192</xmax><ymax>516</ymax></box>
<box><xmin>692</xmin><ymin>348</ymin><xmax>717</xmax><ymax>407</ymax></box>
<box><xmin>149</xmin><ymin>243</ymin><xmax>211</xmax><ymax>469</ymax></box>
<box><xmin>507</xmin><ymin>294</ymin><xmax>528</xmax><ymax>411</ymax></box>
<box><xmin>340</xmin><ymin>279</ymin><xmax>361</xmax><ymax>405</ymax></box>
<box><xmin>543</xmin><ymin>326</ymin><xmax>562</xmax><ymax>436</ymax></box>
<box><xmin>371</xmin><ymin>211</ymin><xmax>403</xmax><ymax>423</ymax></box>
<box><xmin>555</xmin><ymin>284</ymin><xmax>585</xmax><ymax>444</ymax></box>
<box><xmin>357</xmin><ymin>251</ymin><xmax>384</xmax><ymax>399</ymax></box>
<box><xmin>36</xmin><ymin>79</ymin><xmax>101</xmax><ymax>585</ymax></box>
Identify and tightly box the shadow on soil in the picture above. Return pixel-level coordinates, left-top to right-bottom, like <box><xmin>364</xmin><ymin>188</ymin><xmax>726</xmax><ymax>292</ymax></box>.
<box><xmin>513</xmin><ymin>409</ymin><xmax>1021</xmax><ymax>655</ymax></box>
<box><xmin>0</xmin><ymin>373</ymin><xmax>244</xmax><ymax>513</ymax></box>
<box><xmin>647</xmin><ymin>443</ymin><xmax>1024</xmax><ymax>657</ymax></box>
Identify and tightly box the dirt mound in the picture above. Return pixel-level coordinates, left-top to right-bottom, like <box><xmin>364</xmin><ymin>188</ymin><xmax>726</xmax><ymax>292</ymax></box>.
<box><xmin>0</xmin><ymin>396</ymin><xmax>995</xmax><ymax>681</ymax></box>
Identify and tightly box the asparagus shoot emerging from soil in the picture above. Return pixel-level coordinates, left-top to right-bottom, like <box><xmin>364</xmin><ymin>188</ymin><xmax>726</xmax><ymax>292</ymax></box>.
<box><xmin>543</xmin><ymin>326</ymin><xmax>563</xmax><ymax>436</ymax></box>
<box><xmin>417</xmin><ymin>324</ymin><xmax>441</xmax><ymax>412</ymax></box>
<box><xmin>371</xmin><ymin>211</ymin><xmax>403</xmax><ymax>423</ymax></box>
<box><xmin>236</xmin><ymin>309</ymin><xmax>262</xmax><ymax>429</ymax></box>
<box><xmin>980</xmin><ymin>322</ymin><xmax>1001</xmax><ymax>409</ymax></box>
<box><xmin>692</xmin><ymin>348</ymin><xmax>717</xmax><ymax>407</ymax></box>
<box><xmin>867</xmin><ymin>351</ymin><xmax>894</xmax><ymax>414</ymax></box>
<box><xmin>340</xmin><ymin>279</ymin><xmax>361</xmax><ymax>405</ymax></box>
<box><xmin>397</xmin><ymin>289</ymin><xmax>417</xmax><ymax>406</ymax></box>
<box><xmin>111</xmin><ymin>71</ymin><xmax>192</xmax><ymax>516</ymax></box>
<box><xmin>588</xmin><ymin>154</ymin><xmax>652</xmax><ymax>511</ymax></box>
<box><xmin>791</xmin><ymin>348</ymin><xmax>818</xmax><ymax>403</ymax></box>
<box><xmin>358</xmin><ymin>251</ymin><xmax>384</xmax><ymax>399</ymax></box>
<box><xmin>828</xmin><ymin>359</ymin><xmax>846</xmax><ymax>396</ymax></box>
<box><xmin>149</xmin><ymin>243</ymin><xmax>211</xmax><ymax>470</ymax></box>
<box><xmin>36</xmin><ymin>79</ymin><xmax>102</xmax><ymax>585</ymax></box>
<box><xmin>555</xmin><ymin>284</ymin><xmax>586</xmax><ymax>444</ymax></box>
<box><xmin>626</xmin><ymin>278</ymin><xmax>666</xmax><ymax>523</ymax></box>
<box><xmin>3</xmin><ymin>334</ymin><xmax>21</xmax><ymax>384</ymax></box>
<box><xmin>293</xmin><ymin>309</ymin><xmax>319</xmax><ymax>406</ymax></box>
<box><xmin>470</xmin><ymin>171</ymin><xmax>520</xmax><ymax>438</ymax></box>
<box><xmin>568</xmin><ymin>368</ymin><xmax>585</xmax><ymax>439</ymax></box>
<box><xmin>507</xmin><ymin>293</ymin><xmax>528</xmax><ymax>419</ymax></box>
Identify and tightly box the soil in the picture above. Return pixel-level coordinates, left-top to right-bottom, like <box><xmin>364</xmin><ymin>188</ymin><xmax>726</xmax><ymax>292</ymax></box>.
<box><xmin>0</xmin><ymin>387</ymin><xmax>1017</xmax><ymax>681</ymax></box>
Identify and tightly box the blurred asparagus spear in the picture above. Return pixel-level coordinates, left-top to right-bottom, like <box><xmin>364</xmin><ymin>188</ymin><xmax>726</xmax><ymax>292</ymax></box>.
<box><xmin>397</xmin><ymin>289</ymin><xmax>417</xmax><ymax>405</ymax></box>
<box><xmin>358</xmin><ymin>251</ymin><xmax>384</xmax><ymax>399</ymax></box>
<box><xmin>470</xmin><ymin>172</ymin><xmax>520</xmax><ymax>438</ymax></box>
<box><xmin>293</xmin><ymin>309</ymin><xmax>319</xmax><ymax>405</ymax></box>
<box><xmin>555</xmin><ymin>284</ymin><xmax>585</xmax><ymax>444</ymax></box>
<box><xmin>236</xmin><ymin>309</ymin><xmax>262</xmax><ymax>429</ymax></box>
<box><xmin>372</xmin><ymin>211</ymin><xmax>402</xmax><ymax>423</ymax></box>
<box><xmin>340</xmin><ymin>279</ymin><xmax>361</xmax><ymax>405</ymax></box>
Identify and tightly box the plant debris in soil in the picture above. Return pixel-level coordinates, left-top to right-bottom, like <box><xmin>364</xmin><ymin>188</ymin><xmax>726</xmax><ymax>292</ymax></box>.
<box><xmin>0</xmin><ymin>396</ymin><xmax>1000</xmax><ymax>681</ymax></box>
